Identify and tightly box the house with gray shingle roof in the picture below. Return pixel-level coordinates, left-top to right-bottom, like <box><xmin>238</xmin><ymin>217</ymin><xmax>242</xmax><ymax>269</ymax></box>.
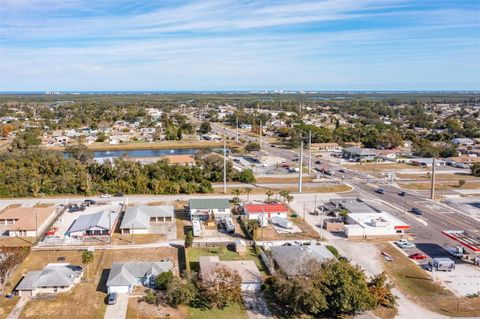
<box><xmin>106</xmin><ymin>261</ymin><xmax>172</xmax><ymax>294</ymax></box>
<box><xmin>16</xmin><ymin>263</ymin><xmax>83</xmax><ymax>297</ymax></box>
<box><xmin>188</xmin><ymin>198</ymin><xmax>231</xmax><ymax>221</ymax></box>
<box><xmin>270</xmin><ymin>245</ymin><xmax>335</xmax><ymax>276</ymax></box>
<box><xmin>120</xmin><ymin>206</ymin><xmax>174</xmax><ymax>234</ymax></box>
<box><xmin>68</xmin><ymin>208</ymin><xmax>120</xmax><ymax>237</ymax></box>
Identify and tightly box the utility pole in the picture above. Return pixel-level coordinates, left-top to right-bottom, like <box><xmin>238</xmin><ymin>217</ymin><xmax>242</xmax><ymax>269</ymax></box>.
<box><xmin>261</xmin><ymin>209</ymin><xmax>264</xmax><ymax>241</ymax></box>
<box><xmin>35</xmin><ymin>210</ymin><xmax>38</xmax><ymax>239</ymax></box>
<box><xmin>430</xmin><ymin>157</ymin><xmax>436</xmax><ymax>200</ymax></box>
<box><xmin>109</xmin><ymin>211</ymin><xmax>112</xmax><ymax>244</ymax></box>
<box><xmin>223</xmin><ymin>139</ymin><xmax>227</xmax><ymax>194</ymax></box>
<box><xmin>131</xmin><ymin>223</ymin><xmax>134</xmax><ymax>244</ymax></box>
<box><xmin>308</xmin><ymin>130</ymin><xmax>312</xmax><ymax>173</ymax></box>
<box><xmin>236</xmin><ymin>116</ymin><xmax>239</xmax><ymax>144</ymax></box>
<box><xmin>298</xmin><ymin>141</ymin><xmax>303</xmax><ymax>193</ymax></box>
<box><xmin>259</xmin><ymin>120</ymin><xmax>262</xmax><ymax>149</ymax></box>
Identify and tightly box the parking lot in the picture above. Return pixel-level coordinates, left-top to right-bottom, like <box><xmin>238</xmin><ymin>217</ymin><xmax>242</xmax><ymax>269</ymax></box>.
<box><xmin>52</xmin><ymin>200</ymin><xmax>124</xmax><ymax>238</ymax></box>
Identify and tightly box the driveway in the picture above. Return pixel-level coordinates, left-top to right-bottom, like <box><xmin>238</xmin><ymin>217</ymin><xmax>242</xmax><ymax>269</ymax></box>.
<box><xmin>6</xmin><ymin>296</ymin><xmax>30</xmax><ymax>319</ymax></box>
<box><xmin>242</xmin><ymin>291</ymin><xmax>272</xmax><ymax>319</ymax></box>
<box><xmin>104</xmin><ymin>293</ymin><xmax>129</xmax><ymax>319</ymax></box>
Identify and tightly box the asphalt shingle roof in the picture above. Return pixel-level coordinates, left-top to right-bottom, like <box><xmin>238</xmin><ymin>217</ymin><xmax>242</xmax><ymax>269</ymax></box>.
<box><xmin>16</xmin><ymin>264</ymin><xmax>83</xmax><ymax>290</ymax></box>
<box><xmin>271</xmin><ymin>245</ymin><xmax>335</xmax><ymax>276</ymax></box>
<box><xmin>120</xmin><ymin>206</ymin><xmax>173</xmax><ymax>230</ymax></box>
<box><xmin>106</xmin><ymin>261</ymin><xmax>172</xmax><ymax>287</ymax></box>
<box><xmin>189</xmin><ymin>198</ymin><xmax>230</xmax><ymax>210</ymax></box>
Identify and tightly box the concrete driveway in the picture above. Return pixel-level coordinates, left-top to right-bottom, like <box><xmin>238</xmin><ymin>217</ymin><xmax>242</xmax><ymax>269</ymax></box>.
<box><xmin>104</xmin><ymin>293</ymin><xmax>129</xmax><ymax>319</ymax></box>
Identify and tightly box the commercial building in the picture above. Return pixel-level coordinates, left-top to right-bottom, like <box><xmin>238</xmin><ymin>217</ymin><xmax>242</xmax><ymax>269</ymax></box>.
<box><xmin>16</xmin><ymin>263</ymin><xmax>83</xmax><ymax>297</ymax></box>
<box><xmin>342</xmin><ymin>147</ymin><xmax>376</xmax><ymax>161</ymax></box>
<box><xmin>0</xmin><ymin>206</ymin><xmax>57</xmax><ymax>237</ymax></box>
<box><xmin>343</xmin><ymin>212</ymin><xmax>410</xmax><ymax>239</ymax></box>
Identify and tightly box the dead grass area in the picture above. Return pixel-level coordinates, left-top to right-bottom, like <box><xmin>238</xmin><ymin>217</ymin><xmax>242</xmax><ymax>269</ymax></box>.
<box><xmin>379</xmin><ymin>243</ymin><xmax>480</xmax><ymax>318</ymax></box>
<box><xmin>398</xmin><ymin>173</ymin><xmax>477</xmax><ymax>181</ymax></box>
<box><xmin>254</xmin><ymin>216</ymin><xmax>320</xmax><ymax>241</ymax></box>
<box><xmin>215</xmin><ymin>184</ymin><xmax>351</xmax><ymax>195</ymax></box>
<box><xmin>372</xmin><ymin>305</ymin><xmax>398</xmax><ymax>319</ymax></box>
<box><xmin>0</xmin><ymin>296</ymin><xmax>19</xmax><ymax>319</ymax></box>
<box><xmin>255</xmin><ymin>176</ymin><xmax>313</xmax><ymax>183</ymax></box>
<box><xmin>0</xmin><ymin>237</ymin><xmax>36</xmax><ymax>247</ymax></box>
<box><xmin>175</xmin><ymin>211</ymin><xmax>192</xmax><ymax>240</ymax></box>
<box><xmin>351</xmin><ymin>163</ymin><xmax>425</xmax><ymax>172</ymax></box>
<box><xmin>126</xmin><ymin>297</ymin><xmax>187</xmax><ymax>319</ymax></box>
<box><xmin>399</xmin><ymin>181</ymin><xmax>480</xmax><ymax>191</ymax></box>
<box><xmin>110</xmin><ymin>233</ymin><xmax>165</xmax><ymax>245</ymax></box>
<box><xmin>32</xmin><ymin>203</ymin><xmax>55</xmax><ymax>208</ymax></box>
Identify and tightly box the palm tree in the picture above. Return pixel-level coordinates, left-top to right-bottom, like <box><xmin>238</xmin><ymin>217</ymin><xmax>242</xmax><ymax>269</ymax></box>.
<box><xmin>266</xmin><ymin>190</ymin><xmax>274</xmax><ymax>203</ymax></box>
<box><xmin>232</xmin><ymin>188</ymin><xmax>242</xmax><ymax>204</ymax></box>
<box><xmin>82</xmin><ymin>250</ymin><xmax>94</xmax><ymax>282</ymax></box>
<box><xmin>245</xmin><ymin>187</ymin><xmax>253</xmax><ymax>202</ymax></box>
<box><xmin>279</xmin><ymin>190</ymin><xmax>294</xmax><ymax>213</ymax></box>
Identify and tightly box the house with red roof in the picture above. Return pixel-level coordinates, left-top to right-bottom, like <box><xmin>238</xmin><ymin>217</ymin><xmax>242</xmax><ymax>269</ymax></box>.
<box><xmin>243</xmin><ymin>203</ymin><xmax>289</xmax><ymax>221</ymax></box>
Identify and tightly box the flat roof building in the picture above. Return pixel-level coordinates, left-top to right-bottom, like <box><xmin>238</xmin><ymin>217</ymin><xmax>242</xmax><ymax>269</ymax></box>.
<box><xmin>344</xmin><ymin>212</ymin><xmax>410</xmax><ymax>239</ymax></box>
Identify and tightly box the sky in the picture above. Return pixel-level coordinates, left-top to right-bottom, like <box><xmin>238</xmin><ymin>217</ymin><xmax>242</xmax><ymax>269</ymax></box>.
<box><xmin>0</xmin><ymin>0</ymin><xmax>479</xmax><ymax>91</ymax></box>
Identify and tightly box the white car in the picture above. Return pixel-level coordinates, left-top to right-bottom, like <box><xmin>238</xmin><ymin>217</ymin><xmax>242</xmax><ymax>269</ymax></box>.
<box><xmin>100</xmin><ymin>194</ymin><xmax>112</xmax><ymax>198</ymax></box>
<box><xmin>395</xmin><ymin>239</ymin><xmax>416</xmax><ymax>249</ymax></box>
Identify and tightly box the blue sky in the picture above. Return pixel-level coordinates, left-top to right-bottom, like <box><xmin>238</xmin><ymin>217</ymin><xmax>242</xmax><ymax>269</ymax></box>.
<box><xmin>0</xmin><ymin>0</ymin><xmax>479</xmax><ymax>91</ymax></box>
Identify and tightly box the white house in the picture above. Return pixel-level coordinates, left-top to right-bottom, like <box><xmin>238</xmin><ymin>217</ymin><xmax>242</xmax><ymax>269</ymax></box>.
<box><xmin>68</xmin><ymin>209</ymin><xmax>120</xmax><ymax>237</ymax></box>
<box><xmin>120</xmin><ymin>206</ymin><xmax>174</xmax><ymax>234</ymax></box>
<box><xmin>199</xmin><ymin>256</ymin><xmax>262</xmax><ymax>291</ymax></box>
<box><xmin>452</xmin><ymin>138</ymin><xmax>474</xmax><ymax>146</ymax></box>
<box><xmin>106</xmin><ymin>261</ymin><xmax>173</xmax><ymax>294</ymax></box>
<box><xmin>16</xmin><ymin>263</ymin><xmax>83</xmax><ymax>297</ymax></box>
<box><xmin>243</xmin><ymin>203</ymin><xmax>289</xmax><ymax>220</ymax></box>
<box><xmin>189</xmin><ymin>198</ymin><xmax>231</xmax><ymax>221</ymax></box>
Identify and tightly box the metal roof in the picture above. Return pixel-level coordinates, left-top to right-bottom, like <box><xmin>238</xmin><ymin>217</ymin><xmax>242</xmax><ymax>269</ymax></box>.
<box><xmin>69</xmin><ymin>209</ymin><xmax>119</xmax><ymax>233</ymax></box>
<box><xmin>16</xmin><ymin>263</ymin><xmax>82</xmax><ymax>290</ymax></box>
<box><xmin>189</xmin><ymin>198</ymin><xmax>230</xmax><ymax>210</ymax></box>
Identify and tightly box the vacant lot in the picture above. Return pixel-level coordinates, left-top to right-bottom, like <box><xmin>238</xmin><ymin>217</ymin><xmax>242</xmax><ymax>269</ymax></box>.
<box><xmin>350</xmin><ymin>163</ymin><xmax>425</xmax><ymax>172</ymax></box>
<box><xmin>0</xmin><ymin>237</ymin><xmax>35</xmax><ymax>247</ymax></box>
<box><xmin>380</xmin><ymin>243</ymin><xmax>480</xmax><ymax>317</ymax></box>
<box><xmin>188</xmin><ymin>302</ymin><xmax>248</xmax><ymax>319</ymax></box>
<box><xmin>255</xmin><ymin>176</ymin><xmax>313</xmax><ymax>183</ymax></box>
<box><xmin>214</xmin><ymin>183</ymin><xmax>351</xmax><ymax>195</ymax></box>
<box><xmin>399</xmin><ymin>181</ymin><xmax>480</xmax><ymax>191</ymax></box>
<box><xmin>126</xmin><ymin>298</ymin><xmax>186</xmax><ymax>319</ymax></box>
<box><xmin>8</xmin><ymin>247</ymin><xmax>178</xmax><ymax>319</ymax></box>
<box><xmin>111</xmin><ymin>233</ymin><xmax>165</xmax><ymax>245</ymax></box>
<box><xmin>397</xmin><ymin>173</ymin><xmax>477</xmax><ymax>181</ymax></box>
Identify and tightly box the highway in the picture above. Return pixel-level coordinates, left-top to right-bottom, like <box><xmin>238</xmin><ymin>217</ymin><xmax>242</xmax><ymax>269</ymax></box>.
<box><xmin>210</xmin><ymin>121</ymin><xmax>480</xmax><ymax>257</ymax></box>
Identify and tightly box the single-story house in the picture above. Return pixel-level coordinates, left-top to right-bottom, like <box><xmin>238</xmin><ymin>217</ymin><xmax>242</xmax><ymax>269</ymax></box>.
<box><xmin>120</xmin><ymin>206</ymin><xmax>174</xmax><ymax>234</ymax></box>
<box><xmin>243</xmin><ymin>203</ymin><xmax>289</xmax><ymax>220</ymax></box>
<box><xmin>452</xmin><ymin>138</ymin><xmax>475</xmax><ymax>146</ymax></box>
<box><xmin>16</xmin><ymin>263</ymin><xmax>83</xmax><ymax>297</ymax></box>
<box><xmin>199</xmin><ymin>256</ymin><xmax>262</xmax><ymax>291</ymax></box>
<box><xmin>445</xmin><ymin>156</ymin><xmax>480</xmax><ymax>169</ymax></box>
<box><xmin>311</xmin><ymin>143</ymin><xmax>340</xmax><ymax>151</ymax></box>
<box><xmin>409</xmin><ymin>158</ymin><xmax>446</xmax><ymax>167</ymax></box>
<box><xmin>106</xmin><ymin>261</ymin><xmax>173</xmax><ymax>294</ymax></box>
<box><xmin>189</xmin><ymin>198</ymin><xmax>231</xmax><ymax>221</ymax></box>
<box><xmin>68</xmin><ymin>209</ymin><xmax>120</xmax><ymax>237</ymax></box>
<box><xmin>0</xmin><ymin>206</ymin><xmax>57</xmax><ymax>237</ymax></box>
<box><xmin>163</xmin><ymin>155</ymin><xmax>196</xmax><ymax>166</ymax></box>
<box><xmin>270</xmin><ymin>245</ymin><xmax>335</xmax><ymax>276</ymax></box>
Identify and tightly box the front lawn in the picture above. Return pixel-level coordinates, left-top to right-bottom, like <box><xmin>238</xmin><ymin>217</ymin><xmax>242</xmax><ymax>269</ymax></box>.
<box><xmin>187</xmin><ymin>302</ymin><xmax>248</xmax><ymax>319</ymax></box>
<box><xmin>0</xmin><ymin>296</ymin><xmax>19</xmax><ymax>319</ymax></box>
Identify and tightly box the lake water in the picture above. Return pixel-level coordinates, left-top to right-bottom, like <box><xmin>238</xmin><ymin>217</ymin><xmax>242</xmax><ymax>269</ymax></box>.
<box><xmin>92</xmin><ymin>148</ymin><xmax>199</xmax><ymax>158</ymax></box>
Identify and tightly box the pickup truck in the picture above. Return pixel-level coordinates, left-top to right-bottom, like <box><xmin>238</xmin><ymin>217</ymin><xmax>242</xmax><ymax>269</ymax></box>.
<box><xmin>395</xmin><ymin>239</ymin><xmax>416</xmax><ymax>249</ymax></box>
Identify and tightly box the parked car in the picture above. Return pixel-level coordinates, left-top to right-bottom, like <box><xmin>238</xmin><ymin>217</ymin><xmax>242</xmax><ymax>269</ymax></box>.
<box><xmin>428</xmin><ymin>258</ymin><xmax>455</xmax><ymax>272</ymax></box>
<box><xmin>338</xmin><ymin>169</ymin><xmax>346</xmax><ymax>173</ymax></box>
<box><xmin>100</xmin><ymin>194</ymin><xmax>112</xmax><ymax>198</ymax></box>
<box><xmin>315</xmin><ymin>160</ymin><xmax>322</xmax><ymax>164</ymax></box>
<box><xmin>411</xmin><ymin>208</ymin><xmax>423</xmax><ymax>215</ymax></box>
<box><xmin>68</xmin><ymin>204</ymin><xmax>85</xmax><ymax>213</ymax></box>
<box><xmin>399</xmin><ymin>191</ymin><xmax>406</xmax><ymax>196</ymax></box>
<box><xmin>84</xmin><ymin>199</ymin><xmax>96</xmax><ymax>206</ymax></box>
<box><xmin>107</xmin><ymin>292</ymin><xmax>117</xmax><ymax>305</ymax></box>
<box><xmin>114</xmin><ymin>192</ymin><xmax>124</xmax><ymax>197</ymax></box>
<box><xmin>409</xmin><ymin>253</ymin><xmax>427</xmax><ymax>260</ymax></box>
<box><xmin>376</xmin><ymin>188</ymin><xmax>385</xmax><ymax>194</ymax></box>
<box><xmin>395</xmin><ymin>239</ymin><xmax>416</xmax><ymax>249</ymax></box>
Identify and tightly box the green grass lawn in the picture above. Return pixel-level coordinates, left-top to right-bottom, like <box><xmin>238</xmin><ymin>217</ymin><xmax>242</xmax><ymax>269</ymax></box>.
<box><xmin>187</xmin><ymin>302</ymin><xmax>248</xmax><ymax>319</ymax></box>
<box><xmin>186</xmin><ymin>246</ymin><xmax>267</xmax><ymax>275</ymax></box>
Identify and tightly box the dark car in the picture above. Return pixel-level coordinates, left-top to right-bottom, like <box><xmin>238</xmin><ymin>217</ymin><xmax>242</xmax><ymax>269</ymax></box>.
<box><xmin>84</xmin><ymin>199</ymin><xmax>96</xmax><ymax>206</ymax></box>
<box><xmin>107</xmin><ymin>292</ymin><xmax>118</xmax><ymax>305</ymax></box>
<box><xmin>68</xmin><ymin>204</ymin><xmax>85</xmax><ymax>213</ymax></box>
<box><xmin>411</xmin><ymin>208</ymin><xmax>423</xmax><ymax>215</ymax></box>
<box><xmin>398</xmin><ymin>191</ymin><xmax>406</xmax><ymax>196</ymax></box>
<box><xmin>376</xmin><ymin>188</ymin><xmax>385</xmax><ymax>194</ymax></box>
<box><xmin>114</xmin><ymin>192</ymin><xmax>124</xmax><ymax>197</ymax></box>
<box><xmin>338</xmin><ymin>169</ymin><xmax>346</xmax><ymax>173</ymax></box>
<box><xmin>315</xmin><ymin>160</ymin><xmax>322</xmax><ymax>164</ymax></box>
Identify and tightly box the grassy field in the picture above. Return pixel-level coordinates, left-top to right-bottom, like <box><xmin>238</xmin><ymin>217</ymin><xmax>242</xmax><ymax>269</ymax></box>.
<box><xmin>214</xmin><ymin>184</ymin><xmax>352</xmax><ymax>195</ymax></box>
<box><xmin>187</xmin><ymin>302</ymin><xmax>248</xmax><ymax>319</ymax></box>
<box><xmin>126</xmin><ymin>298</ymin><xmax>187</xmax><ymax>319</ymax></box>
<box><xmin>255</xmin><ymin>176</ymin><xmax>313</xmax><ymax>183</ymax></box>
<box><xmin>380</xmin><ymin>243</ymin><xmax>480</xmax><ymax>317</ymax></box>
<box><xmin>399</xmin><ymin>181</ymin><xmax>480</xmax><ymax>191</ymax></box>
<box><xmin>0</xmin><ymin>237</ymin><xmax>36</xmax><ymax>247</ymax></box>
<box><xmin>253</xmin><ymin>215</ymin><xmax>321</xmax><ymax>241</ymax></box>
<box><xmin>186</xmin><ymin>247</ymin><xmax>266</xmax><ymax>275</ymax></box>
<box><xmin>46</xmin><ymin>140</ymin><xmax>229</xmax><ymax>151</ymax></box>
<box><xmin>350</xmin><ymin>163</ymin><xmax>426</xmax><ymax>172</ymax></box>
<box><xmin>397</xmin><ymin>173</ymin><xmax>477</xmax><ymax>181</ymax></box>
<box><xmin>110</xmin><ymin>233</ymin><xmax>166</xmax><ymax>245</ymax></box>
<box><xmin>8</xmin><ymin>247</ymin><xmax>178</xmax><ymax>319</ymax></box>
<box><xmin>0</xmin><ymin>296</ymin><xmax>19</xmax><ymax>319</ymax></box>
